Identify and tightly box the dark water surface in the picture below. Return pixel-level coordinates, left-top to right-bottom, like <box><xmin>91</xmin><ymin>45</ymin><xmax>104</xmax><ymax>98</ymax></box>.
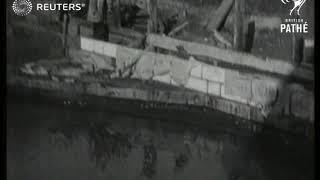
<box><xmin>7</xmin><ymin>97</ymin><xmax>314</xmax><ymax>180</ymax></box>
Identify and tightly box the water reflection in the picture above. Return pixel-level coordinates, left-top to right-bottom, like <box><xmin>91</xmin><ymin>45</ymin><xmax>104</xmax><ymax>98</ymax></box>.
<box><xmin>7</xmin><ymin>99</ymin><xmax>314</xmax><ymax>180</ymax></box>
<box><xmin>49</xmin><ymin>121</ymin><xmax>133</xmax><ymax>170</ymax></box>
<box><xmin>142</xmin><ymin>142</ymin><xmax>157</xmax><ymax>178</ymax></box>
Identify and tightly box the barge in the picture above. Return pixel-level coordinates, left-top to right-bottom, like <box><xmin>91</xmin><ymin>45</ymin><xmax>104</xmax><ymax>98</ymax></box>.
<box><xmin>7</xmin><ymin>33</ymin><xmax>314</xmax><ymax>137</ymax></box>
<box><xmin>7</xmin><ymin>0</ymin><xmax>314</xmax><ymax>137</ymax></box>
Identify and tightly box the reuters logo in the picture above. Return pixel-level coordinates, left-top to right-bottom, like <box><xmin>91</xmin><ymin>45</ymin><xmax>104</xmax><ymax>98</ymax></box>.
<box><xmin>12</xmin><ymin>0</ymin><xmax>33</xmax><ymax>16</ymax></box>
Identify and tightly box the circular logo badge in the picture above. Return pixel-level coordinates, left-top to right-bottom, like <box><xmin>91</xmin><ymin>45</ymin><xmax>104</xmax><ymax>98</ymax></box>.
<box><xmin>12</xmin><ymin>0</ymin><xmax>33</xmax><ymax>16</ymax></box>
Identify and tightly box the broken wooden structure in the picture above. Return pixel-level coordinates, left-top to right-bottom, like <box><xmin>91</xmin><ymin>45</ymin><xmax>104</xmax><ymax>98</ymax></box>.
<box><xmin>7</xmin><ymin>0</ymin><xmax>314</xmax><ymax>137</ymax></box>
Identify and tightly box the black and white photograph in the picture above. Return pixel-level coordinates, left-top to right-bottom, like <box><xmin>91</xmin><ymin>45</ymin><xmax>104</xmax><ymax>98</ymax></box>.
<box><xmin>6</xmin><ymin>0</ymin><xmax>315</xmax><ymax>180</ymax></box>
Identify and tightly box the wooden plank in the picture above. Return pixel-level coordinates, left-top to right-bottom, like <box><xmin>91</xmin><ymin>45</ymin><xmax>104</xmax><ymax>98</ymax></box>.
<box><xmin>224</xmin><ymin>70</ymin><xmax>252</xmax><ymax>99</ymax></box>
<box><xmin>205</xmin><ymin>0</ymin><xmax>234</xmax><ymax>31</ymax></box>
<box><xmin>168</xmin><ymin>21</ymin><xmax>189</xmax><ymax>37</ymax></box>
<box><xmin>202</xmin><ymin>65</ymin><xmax>225</xmax><ymax>83</ymax></box>
<box><xmin>80</xmin><ymin>36</ymin><xmax>313</xmax><ymax>111</ymax></box>
<box><xmin>213</xmin><ymin>30</ymin><xmax>232</xmax><ymax>48</ymax></box>
<box><xmin>213</xmin><ymin>96</ymin><xmax>251</xmax><ymax>119</ymax></box>
<box><xmin>127</xmin><ymin>38</ymin><xmax>145</xmax><ymax>48</ymax></box>
<box><xmin>251</xmin><ymin>79</ymin><xmax>279</xmax><ymax>105</ymax></box>
<box><xmin>81</xmin><ymin>36</ymin><xmax>117</xmax><ymax>57</ymax></box>
<box><xmin>147</xmin><ymin>0</ymin><xmax>158</xmax><ymax>33</ymax></box>
<box><xmin>208</xmin><ymin>81</ymin><xmax>221</xmax><ymax>96</ymax></box>
<box><xmin>153</xmin><ymin>74</ymin><xmax>171</xmax><ymax>84</ymax></box>
<box><xmin>146</xmin><ymin>34</ymin><xmax>313</xmax><ymax>81</ymax></box>
<box><xmin>233</xmin><ymin>0</ymin><xmax>245</xmax><ymax>51</ymax></box>
<box><xmin>121</xmin><ymin>45</ymin><xmax>155</xmax><ymax>78</ymax></box>
<box><xmin>190</xmin><ymin>64</ymin><xmax>202</xmax><ymax>78</ymax></box>
<box><xmin>81</xmin><ymin>36</ymin><xmax>186</xmax><ymax>63</ymax></box>
<box><xmin>114</xmin><ymin>0</ymin><xmax>122</xmax><ymax>29</ymax></box>
<box><xmin>9</xmin><ymin>72</ymin><xmax>315</xmax><ymax>125</ymax></box>
<box><xmin>69</xmin><ymin>49</ymin><xmax>115</xmax><ymax>71</ymax></box>
<box><xmin>220</xmin><ymin>84</ymin><xmax>248</xmax><ymax>104</ymax></box>
<box><xmin>244</xmin><ymin>21</ymin><xmax>255</xmax><ymax>52</ymax></box>
<box><xmin>108</xmin><ymin>26</ymin><xmax>145</xmax><ymax>39</ymax></box>
<box><xmin>62</xmin><ymin>14</ymin><xmax>69</xmax><ymax>56</ymax></box>
<box><xmin>185</xmin><ymin>77</ymin><xmax>208</xmax><ymax>94</ymax></box>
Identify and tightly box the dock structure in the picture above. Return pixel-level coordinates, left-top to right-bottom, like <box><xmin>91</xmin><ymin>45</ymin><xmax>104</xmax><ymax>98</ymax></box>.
<box><xmin>7</xmin><ymin>32</ymin><xmax>314</xmax><ymax>136</ymax></box>
<box><xmin>7</xmin><ymin>0</ymin><xmax>314</xmax><ymax>137</ymax></box>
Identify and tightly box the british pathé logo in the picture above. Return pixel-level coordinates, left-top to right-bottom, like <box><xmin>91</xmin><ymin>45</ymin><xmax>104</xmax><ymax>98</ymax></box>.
<box><xmin>281</xmin><ymin>0</ymin><xmax>307</xmax><ymax>16</ymax></box>
<box><xmin>12</xmin><ymin>0</ymin><xmax>33</xmax><ymax>16</ymax></box>
<box><xmin>280</xmin><ymin>0</ymin><xmax>308</xmax><ymax>33</ymax></box>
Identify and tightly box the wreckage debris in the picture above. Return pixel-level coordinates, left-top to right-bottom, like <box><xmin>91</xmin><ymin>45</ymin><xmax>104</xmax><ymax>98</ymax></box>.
<box><xmin>7</xmin><ymin>0</ymin><xmax>314</xmax><ymax>138</ymax></box>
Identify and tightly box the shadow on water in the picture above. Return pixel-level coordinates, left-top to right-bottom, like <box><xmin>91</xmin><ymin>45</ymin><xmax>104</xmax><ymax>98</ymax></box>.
<box><xmin>7</xmin><ymin>95</ymin><xmax>314</xmax><ymax>180</ymax></box>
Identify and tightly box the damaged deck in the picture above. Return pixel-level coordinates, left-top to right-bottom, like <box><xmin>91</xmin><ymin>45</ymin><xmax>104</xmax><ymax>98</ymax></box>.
<box><xmin>7</xmin><ymin>33</ymin><xmax>314</xmax><ymax>137</ymax></box>
<box><xmin>7</xmin><ymin>0</ymin><xmax>314</xmax><ymax>138</ymax></box>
